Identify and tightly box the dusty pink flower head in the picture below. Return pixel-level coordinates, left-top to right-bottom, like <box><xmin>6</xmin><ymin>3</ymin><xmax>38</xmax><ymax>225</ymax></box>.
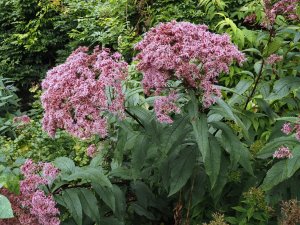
<box><xmin>19</xmin><ymin>159</ymin><xmax>60</xmax><ymax>225</ymax></box>
<box><xmin>135</xmin><ymin>21</ymin><xmax>245</xmax><ymax>122</ymax></box>
<box><xmin>266</xmin><ymin>54</ymin><xmax>283</xmax><ymax>64</ymax></box>
<box><xmin>41</xmin><ymin>46</ymin><xmax>128</xmax><ymax>139</ymax></box>
<box><xmin>281</xmin><ymin>122</ymin><xmax>293</xmax><ymax>135</ymax></box>
<box><xmin>86</xmin><ymin>144</ymin><xmax>97</xmax><ymax>157</ymax></box>
<box><xmin>21</xmin><ymin>159</ymin><xmax>38</xmax><ymax>177</ymax></box>
<box><xmin>30</xmin><ymin>190</ymin><xmax>60</xmax><ymax>225</ymax></box>
<box><xmin>273</xmin><ymin>146</ymin><xmax>293</xmax><ymax>159</ymax></box>
<box><xmin>244</xmin><ymin>14</ymin><xmax>257</xmax><ymax>24</ymax></box>
<box><xmin>263</xmin><ymin>0</ymin><xmax>299</xmax><ymax>26</ymax></box>
<box><xmin>42</xmin><ymin>163</ymin><xmax>59</xmax><ymax>183</ymax></box>
<box><xmin>154</xmin><ymin>92</ymin><xmax>181</xmax><ymax>123</ymax></box>
<box><xmin>13</xmin><ymin>115</ymin><xmax>31</xmax><ymax>124</ymax></box>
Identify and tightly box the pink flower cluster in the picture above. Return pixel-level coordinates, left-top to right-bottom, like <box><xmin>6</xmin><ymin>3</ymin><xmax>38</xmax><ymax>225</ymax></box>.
<box><xmin>86</xmin><ymin>144</ymin><xmax>97</xmax><ymax>157</ymax></box>
<box><xmin>19</xmin><ymin>159</ymin><xmax>60</xmax><ymax>225</ymax></box>
<box><xmin>41</xmin><ymin>47</ymin><xmax>128</xmax><ymax>139</ymax></box>
<box><xmin>281</xmin><ymin>120</ymin><xmax>300</xmax><ymax>141</ymax></box>
<box><xmin>263</xmin><ymin>0</ymin><xmax>299</xmax><ymax>26</ymax></box>
<box><xmin>154</xmin><ymin>92</ymin><xmax>181</xmax><ymax>123</ymax></box>
<box><xmin>273</xmin><ymin>146</ymin><xmax>293</xmax><ymax>159</ymax></box>
<box><xmin>244</xmin><ymin>14</ymin><xmax>257</xmax><ymax>24</ymax></box>
<box><xmin>13</xmin><ymin>115</ymin><xmax>31</xmax><ymax>124</ymax></box>
<box><xmin>266</xmin><ymin>54</ymin><xmax>283</xmax><ymax>64</ymax></box>
<box><xmin>0</xmin><ymin>188</ymin><xmax>39</xmax><ymax>225</ymax></box>
<box><xmin>135</xmin><ymin>21</ymin><xmax>245</xmax><ymax>122</ymax></box>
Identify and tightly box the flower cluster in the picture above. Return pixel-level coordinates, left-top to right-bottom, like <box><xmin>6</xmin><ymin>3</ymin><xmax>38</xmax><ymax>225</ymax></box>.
<box><xmin>154</xmin><ymin>92</ymin><xmax>181</xmax><ymax>123</ymax></box>
<box><xmin>13</xmin><ymin>115</ymin><xmax>31</xmax><ymax>124</ymax></box>
<box><xmin>273</xmin><ymin>146</ymin><xmax>293</xmax><ymax>159</ymax></box>
<box><xmin>41</xmin><ymin>47</ymin><xmax>128</xmax><ymax>139</ymax></box>
<box><xmin>281</xmin><ymin>119</ymin><xmax>300</xmax><ymax>141</ymax></box>
<box><xmin>86</xmin><ymin>144</ymin><xmax>97</xmax><ymax>158</ymax></box>
<box><xmin>263</xmin><ymin>0</ymin><xmax>299</xmax><ymax>26</ymax></box>
<box><xmin>135</xmin><ymin>21</ymin><xmax>245</xmax><ymax>122</ymax></box>
<box><xmin>244</xmin><ymin>14</ymin><xmax>257</xmax><ymax>24</ymax></box>
<box><xmin>266</xmin><ymin>54</ymin><xmax>283</xmax><ymax>65</ymax></box>
<box><xmin>0</xmin><ymin>188</ymin><xmax>39</xmax><ymax>225</ymax></box>
<box><xmin>20</xmin><ymin>159</ymin><xmax>60</xmax><ymax>225</ymax></box>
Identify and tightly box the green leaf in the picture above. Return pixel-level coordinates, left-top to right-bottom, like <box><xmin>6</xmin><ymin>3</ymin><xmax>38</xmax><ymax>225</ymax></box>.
<box><xmin>215</xmin><ymin>98</ymin><xmax>249</xmax><ymax>140</ymax></box>
<box><xmin>93</xmin><ymin>182</ymin><xmax>116</xmax><ymax>212</ymax></box>
<box><xmin>261</xmin><ymin>148</ymin><xmax>300</xmax><ymax>191</ymax></box>
<box><xmin>207</xmin><ymin>135</ymin><xmax>222</xmax><ymax>188</ymax></box>
<box><xmin>254</xmin><ymin>60</ymin><xmax>263</xmax><ymax>75</ymax></box>
<box><xmin>168</xmin><ymin>147</ymin><xmax>197</xmax><ymax>196</ymax></box>
<box><xmin>257</xmin><ymin>136</ymin><xmax>300</xmax><ymax>159</ymax></box>
<box><xmin>228</xmin><ymin>79</ymin><xmax>253</xmax><ymax>106</ymax></box>
<box><xmin>66</xmin><ymin>167</ymin><xmax>112</xmax><ymax>188</ymax></box>
<box><xmin>276</xmin><ymin>117</ymin><xmax>300</xmax><ymax>123</ymax></box>
<box><xmin>53</xmin><ymin>157</ymin><xmax>75</xmax><ymax>174</ymax></box>
<box><xmin>0</xmin><ymin>194</ymin><xmax>14</xmax><ymax>219</ymax></box>
<box><xmin>77</xmin><ymin>188</ymin><xmax>101</xmax><ymax>224</ymax></box>
<box><xmin>261</xmin><ymin>160</ymin><xmax>288</xmax><ymax>191</ymax></box>
<box><xmin>210</xmin><ymin>121</ymin><xmax>253</xmax><ymax>175</ymax></box>
<box><xmin>188</xmin><ymin>96</ymin><xmax>209</xmax><ymax>160</ymax></box>
<box><xmin>60</xmin><ymin>189</ymin><xmax>83</xmax><ymax>225</ymax></box>
<box><xmin>266</xmin><ymin>77</ymin><xmax>300</xmax><ymax>102</ymax></box>
<box><xmin>265</xmin><ymin>37</ymin><xmax>282</xmax><ymax>55</ymax></box>
<box><xmin>188</xmin><ymin>96</ymin><xmax>222</xmax><ymax>188</ymax></box>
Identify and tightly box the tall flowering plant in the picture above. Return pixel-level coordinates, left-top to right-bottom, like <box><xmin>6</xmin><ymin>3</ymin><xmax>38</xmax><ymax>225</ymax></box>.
<box><xmin>135</xmin><ymin>21</ymin><xmax>245</xmax><ymax>123</ymax></box>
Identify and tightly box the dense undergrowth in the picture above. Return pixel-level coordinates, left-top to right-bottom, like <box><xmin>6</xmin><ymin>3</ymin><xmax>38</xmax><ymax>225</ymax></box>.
<box><xmin>0</xmin><ymin>0</ymin><xmax>300</xmax><ymax>224</ymax></box>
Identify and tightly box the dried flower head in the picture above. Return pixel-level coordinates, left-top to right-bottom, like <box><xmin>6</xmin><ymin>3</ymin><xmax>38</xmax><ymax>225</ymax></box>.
<box><xmin>280</xmin><ymin>199</ymin><xmax>300</xmax><ymax>225</ymax></box>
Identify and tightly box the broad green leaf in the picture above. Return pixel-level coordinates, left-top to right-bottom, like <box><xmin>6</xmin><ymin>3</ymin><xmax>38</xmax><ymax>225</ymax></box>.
<box><xmin>61</xmin><ymin>189</ymin><xmax>83</xmax><ymax>225</ymax></box>
<box><xmin>53</xmin><ymin>157</ymin><xmax>75</xmax><ymax>174</ymax></box>
<box><xmin>264</xmin><ymin>37</ymin><xmax>282</xmax><ymax>55</ymax></box>
<box><xmin>261</xmin><ymin>148</ymin><xmax>300</xmax><ymax>191</ymax></box>
<box><xmin>0</xmin><ymin>194</ymin><xmax>14</xmax><ymax>219</ymax></box>
<box><xmin>168</xmin><ymin>147</ymin><xmax>197</xmax><ymax>196</ymax></box>
<box><xmin>261</xmin><ymin>160</ymin><xmax>287</xmax><ymax>191</ymax></box>
<box><xmin>276</xmin><ymin>117</ymin><xmax>299</xmax><ymax>123</ymax></box>
<box><xmin>207</xmin><ymin>135</ymin><xmax>222</xmax><ymax>188</ymax></box>
<box><xmin>215</xmin><ymin>98</ymin><xmax>249</xmax><ymax>140</ymax></box>
<box><xmin>254</xmin><ymin>60</ymin><xmax>263</xmax><ymax>75</ymax></box>
<box><xmin>210</xmin><ymin>121</ymin><xmax>253</xmax><ymax>175</ymax></box>
<box><xmin>287</xmin><ymin>147</ymin><xmax>300</xmax><ymax>177</ymax></box>
<box><xmin>113</xmin><ymin>185</ymin><xmax>126</xmax><ymax>218</ymax></box>
<box><xmin>257</xmin><ymin>136</ymin><xmax>300</xmax><ymax>159</ymax></box>
<box><xmin>228</xmin><ymin>79</ymin><xmax>253</xmax><ymax>106</ymax></box>
<box><xmin>93</xmin><ymin>182</ymin><xmax>116</xmax><ymax>212</ymax></box>
<box><xmin>66</xmin><ymin>167</ymin><xmax>112</xmax><ymax>187</ymax></box>
<box><xmin>188</xmin><ymin>96</ymin><xmax>209</xmax><ymax>160</ymax></box>
<box><xmin>266</xmin><ymin>77</ymin><xmax>300</xmax><ymax>102</ymax></box>
<box><xmin>77</xmin><ymin>188</ymin><xmax>101</xmax><ymax>224</ymax></box>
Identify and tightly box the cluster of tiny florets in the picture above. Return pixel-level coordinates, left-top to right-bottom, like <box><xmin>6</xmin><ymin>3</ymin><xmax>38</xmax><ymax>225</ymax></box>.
<box><xmin>135</xmin><ymin>21</ymin><xmax>245</xmax><ymax>122</ymax></box>
<box><xmin>19</xmin><ymin>159</ymin><xmax>60</xmax><ymax>225</ymax></box>
<box><xmin>153</xmin><ymin>91</ymin><xmax>181</xmax><ymax>123</ymax></box>
<box><xmin>86</xmin><ymin>144</ymin><xmax>98</xmax><ymax>158</ymax></box>
<box><xmin>274</xmin><ymin>119</ymin><xmax>300</xmax><ymax>159</ymax></box>
<box><xmin>41</xmin><ymin>46</ymin><xmax>128</xmax><ymax>139</ymax></box>
<box><xmin>281</xmin><ymin>119</ymin><xmax>300</xmax><ymax>141</ymax></box>
<box><xmin>273</xmin><ymin>146</ymin><xmax>293</xmax><ymax>159</ymax></box>
<box><xmin>266</xmin><ymin>54</ymin><xmax>283</xmax><ymax>64</ymax></box>
<box><xmin>263</xmin><ymin>0</ymin><xmax>299</xmax><ymax>26</ymax></box>
<box><xmin>13</xmin><ymin>115</ymin><xmax>31</xmax><ymax>124</ymax></box>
